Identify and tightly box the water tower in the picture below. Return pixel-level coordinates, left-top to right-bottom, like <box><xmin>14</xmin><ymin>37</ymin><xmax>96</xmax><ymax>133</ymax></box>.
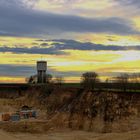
<box><xmin>37</xmin><ymin>61</ymin><xmax>47</xmax><ymax>83</ymax></box>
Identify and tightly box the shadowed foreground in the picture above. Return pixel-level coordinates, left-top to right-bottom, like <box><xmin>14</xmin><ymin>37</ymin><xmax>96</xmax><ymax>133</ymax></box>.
<box><xmin>0</xmin><ymin>130</ymin><xmax>140</xmax><ymax>140</ymax></box>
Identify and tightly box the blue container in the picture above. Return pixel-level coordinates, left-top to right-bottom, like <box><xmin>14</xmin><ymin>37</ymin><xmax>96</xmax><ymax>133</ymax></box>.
<box><xmin>32</xmin><ymin>111</ymin><xmax>37</xmax><ymax>118</ymax></box>
<box><xmin>11</xmin><ymin>115</ymin><xmax>20</xmax><ymax>121</ymax></box>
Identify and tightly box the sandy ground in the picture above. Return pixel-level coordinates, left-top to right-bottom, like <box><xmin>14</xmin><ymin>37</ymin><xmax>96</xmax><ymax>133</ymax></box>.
<box><xmin>0</xmin><ymin>97</ymin><xmax>139</xmax><ymax>140</ymax></box>
<box><xmin>0</xmin><ymin>130</ymin><xmax>140</xmax><ymax>140</ymax></box>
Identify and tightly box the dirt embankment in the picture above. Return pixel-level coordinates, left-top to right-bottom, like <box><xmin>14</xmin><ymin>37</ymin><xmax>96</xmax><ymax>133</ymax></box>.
<box><xmin>0</xmin><ymin>86</ymin><xmax>140</xmax><ymax>134</ymax></box>
<box><xmin>19</xmin><ymin>86</ymin><xmax>140</xmax><ymax>133</ymax></box>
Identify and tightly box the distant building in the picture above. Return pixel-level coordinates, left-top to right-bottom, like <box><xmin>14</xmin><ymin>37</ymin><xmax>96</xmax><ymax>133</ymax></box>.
<box><xmin>37</xmin><ymin>61</ymin><xmax>47</xmax><ymax>83</ymax></box>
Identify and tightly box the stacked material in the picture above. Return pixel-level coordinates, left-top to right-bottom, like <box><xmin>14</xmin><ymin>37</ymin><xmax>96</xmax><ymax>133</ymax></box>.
<box><xmin>32</xmin><ymin>111</ymin><xmax>37</xmax><ymax>118</ymax></box>
<box><xmin>0</xmin><ymin>107</ymin><xmax>37</xmax><ymax>122</ymax></box>
<box><xmin>0</xmin><ymin>113</ymin><xmax>2</xmax><ymax>121</ymax></box>
<box><xmin>2</xmin><ymin>114</ymin><xmax>10</xmax><ymax>121</ymax></box>
<box><xmin>10</xmin><ymin>114</ymin><xmax>20</xmax><ymax>121</ymax></box>
<box><xmin>20</xmin><ymin>110</ymin><xmax>37</xmax><ymax>119</ymax></box>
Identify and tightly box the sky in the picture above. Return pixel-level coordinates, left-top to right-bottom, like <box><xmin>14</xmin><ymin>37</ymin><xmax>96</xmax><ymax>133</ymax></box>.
<box><xmin>0</xmin><ymin>0</ymin><xmax>140</xmax><ymax>83</ymax></box>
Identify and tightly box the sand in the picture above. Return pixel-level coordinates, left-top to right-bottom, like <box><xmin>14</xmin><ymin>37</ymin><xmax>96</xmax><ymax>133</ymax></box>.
<box><xmin>0</xmin><ymin>130</ymin><xmax>140</xmax><ymax>140</ymax></box>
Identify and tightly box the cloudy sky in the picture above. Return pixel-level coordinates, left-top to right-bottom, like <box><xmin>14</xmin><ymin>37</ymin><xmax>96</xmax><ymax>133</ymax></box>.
<box><xmin>0</xmin><ymin>0</ymin><xmax>140</xmax><ymax>83</ymax></box>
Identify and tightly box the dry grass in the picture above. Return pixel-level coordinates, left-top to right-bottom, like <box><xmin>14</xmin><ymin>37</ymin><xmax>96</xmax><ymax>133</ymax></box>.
<box><xmin>0</xmin><ymin>121</ymin><xmax>53</xmax><ymax>134</ymax></box>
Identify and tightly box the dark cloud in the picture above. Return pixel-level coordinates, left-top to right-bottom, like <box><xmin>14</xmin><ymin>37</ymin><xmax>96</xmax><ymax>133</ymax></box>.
<box><xmin>40</xmin><ymin>43</ymin><xmax>49</xmax><ymax>47</ymax></box>
<box><xmin>50</xmin><ymin>39</ymin><xmax>126</xmax><ymax>51</ymax></box>
<box><xmin>47</xmin><ymin>70</ymin><xmax>83</xmax><ymax>77</ymax></box>
<box><xmin>0</xmin><ymin>46</ymin><xmax>67</xmax><ymax>55</ymax></box>
<box><xmin>0</xmin><ymin>39</ymin><xmax>140</xmax><ymax>55</ymax></box>
<box><xmin>0</xmin><ymin>64</ymin><xmax>136</xmax><ymax>79</ymax></box>
<box><xmin>118</xmin><ymin>0</ymin><xmax>140</xmax><ymax>7</ymax></box>
<box><xmin>0</xmin><ymin>64</ymin><xmax>35</xmax><ymax>77</ymax></box>
<box><xmin>0</xmin><ymin>1</ymin><xmax>139</xmax><ymax>38</ymax></box>
<box><xmin>0</xmin><ymin>0</ymin><xmax>38</xmax><ymax>8</ymax></box>
<box><xmin>0</xmin><ymin>64</ymin><xmax>82</xmax><ymax>78</ymax></box>
<box><xmin>38</xmin><ymin>39</ymin><xmax>140</xmax><ymax>51</ymax></box>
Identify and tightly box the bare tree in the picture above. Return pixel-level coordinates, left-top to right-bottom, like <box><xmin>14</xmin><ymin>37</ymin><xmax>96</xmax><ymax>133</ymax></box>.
<box><xmin>130</xmin><ymin>73</ymin><xmax>140</xmax><ymax>83</ymax></box>
<box><xmin>46</xmin><ymin>74</ymin><xmax>53</xmax><ymax>83</ymax></box>
<box><xmin>26</xmin><ymin>75</ymin><xmax>36</xmax><ymax>84</ymax></box>
<box><xmin>54</xmin><ymin>76</ymin><xmax>64</xmax><ymax>86</ymax></box>
<box><xmin>26</xmin><ymin>74</ymin><xmax>53</xmax><ymax>84</ymax></box>
<box><xmin>129</xmin><ymin>73</ymin><xmax>140</xmax><ymax>91</ymax></box>
<box><xmin>81</xmin><ymin>72</ymin><xmax>99</xmax><ymax>90</ymax></box>
<box><xmin>114</xmin><ymin>73</ymin><xmax>129</xmax><ymax>92</ymax></box>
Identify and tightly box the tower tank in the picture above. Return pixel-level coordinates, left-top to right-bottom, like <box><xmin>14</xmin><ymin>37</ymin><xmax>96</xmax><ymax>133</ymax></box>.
<box><xmin>37</xmin><ymin>61</ymin><xmax>47</xmax><ymax>83</ymax></box>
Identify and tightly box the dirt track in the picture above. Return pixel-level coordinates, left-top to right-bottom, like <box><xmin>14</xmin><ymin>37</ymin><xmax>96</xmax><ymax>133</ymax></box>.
<box><xmin>0</xmin><ymin>130</ymin><xmax>140</xmax><ymax>140</ymax></box>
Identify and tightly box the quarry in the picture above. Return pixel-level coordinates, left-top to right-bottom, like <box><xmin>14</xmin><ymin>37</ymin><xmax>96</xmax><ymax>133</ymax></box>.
<box><xmin>0</xmin><ymin>83</ymin><xmax>140</xmax><ymax>140</ymax></box>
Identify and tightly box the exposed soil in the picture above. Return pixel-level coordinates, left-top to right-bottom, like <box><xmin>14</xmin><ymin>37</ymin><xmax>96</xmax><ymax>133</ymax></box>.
<box><xmin>0</xmin><ymin>86</ymin><xmax>140</xmax><ymax>139</ymax></box>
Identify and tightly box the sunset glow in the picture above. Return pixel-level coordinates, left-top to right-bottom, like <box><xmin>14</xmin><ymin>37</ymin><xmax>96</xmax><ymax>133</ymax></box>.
<box><xmin>0</xmin><ymin>0</ymin><xmax>140</xmax><ymax>83</ymax></box>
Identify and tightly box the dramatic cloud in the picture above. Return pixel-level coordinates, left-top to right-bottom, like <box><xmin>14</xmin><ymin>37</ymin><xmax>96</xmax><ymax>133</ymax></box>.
<box><xmin>0</xmin><ymin>64</ymin><xmax>83</xmax><ymax>78</ymax></box>
<box><xmin>50</xmin><ymin>40</ymin><xmax>127</xmax><ymax>51</ymax></box>
<box><xmin>0</xmin><ymin>64</ymin><xmax>135</xmax><ymax>79</ymax></box>
<box><xmin>0</xmin><ymin>40</ymin><xmax>140</xmax><ymax>55</ymax></box>
<box><xmin>0</xmin><ymin>64</ymin><xmax>35</xmax><ymax>76</ymax></box>
<box><xmin>0</xmin><ymin>0</ymin><xmax>38</xmax><ymax>8</ymax></box>
<box><xmin>0</xmin><ymin>46</ymin><xmax>66</xmax><ymax>55</ymax></box>
<box><xmin>0</xmin><ymin>0</ymin><xmax>139</xmax><ymax>38</ymax></box>
<box><xmin>118</xmin><ymin>0</ymin><xmax>140</xmax><ymax>7</ymax></box>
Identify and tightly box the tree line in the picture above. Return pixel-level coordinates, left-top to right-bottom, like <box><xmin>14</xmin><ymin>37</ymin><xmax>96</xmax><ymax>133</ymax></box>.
<box><xmin>26</xmin><ymin>72</ymin><xmax>140</xmax><ymax>91</ymax></box>
<box><xmin>26</xmin><ymin>74</ymin><xmax>64</xmax><ymax>85</ymax></box>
